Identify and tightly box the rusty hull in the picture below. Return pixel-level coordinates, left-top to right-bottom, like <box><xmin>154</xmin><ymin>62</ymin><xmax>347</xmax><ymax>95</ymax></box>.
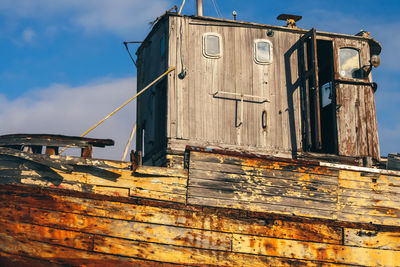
<box><xmin>1</xmin><ymin>149</ymin><xmax>400</xmax><ymax>266</ymax></box>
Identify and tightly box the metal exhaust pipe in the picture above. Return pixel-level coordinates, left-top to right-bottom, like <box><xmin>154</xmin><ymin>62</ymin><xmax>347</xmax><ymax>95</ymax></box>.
<box><xmin>197</xmin><ymin>0</ymin><xmax>203</xmax><ymax>16</ymax></box>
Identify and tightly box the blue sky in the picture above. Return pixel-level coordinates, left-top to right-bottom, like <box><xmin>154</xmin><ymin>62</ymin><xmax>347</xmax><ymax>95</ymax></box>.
<box><xmin>0</xmin><ymin>0</ymin><xmax>399</xmax><ymax>159</ymax></box>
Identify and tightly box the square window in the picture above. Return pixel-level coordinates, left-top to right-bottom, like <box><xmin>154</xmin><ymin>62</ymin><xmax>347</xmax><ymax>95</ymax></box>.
<box><xmin>203</xmin><ymin>33</ymin><xmax>222</xmax><ymax>58</ymax></box>
<box><xmin>254</xmin><ymin>40</ymin><xmax>273</xmax><ymax>64</ymax></box>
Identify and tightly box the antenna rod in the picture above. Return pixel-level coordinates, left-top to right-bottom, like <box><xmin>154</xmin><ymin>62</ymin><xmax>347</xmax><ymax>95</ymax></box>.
<box><xmin>197</xmin><ymin>0</ymin><xmax>203</xmax><ymax>16</ymax></box>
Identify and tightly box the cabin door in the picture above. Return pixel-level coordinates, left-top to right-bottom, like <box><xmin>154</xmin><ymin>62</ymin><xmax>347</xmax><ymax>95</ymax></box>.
<box><xmin>299</xmin><ymin>29</ymin><xmax>337</xmax><ymax>154</ymax></box>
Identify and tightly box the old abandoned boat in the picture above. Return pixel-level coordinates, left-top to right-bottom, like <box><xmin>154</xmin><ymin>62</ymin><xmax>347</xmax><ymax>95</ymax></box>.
<box><xmin>1</xmin><ymin>1</ymin><xmax>400</xmax><ymax>266</ymax></box>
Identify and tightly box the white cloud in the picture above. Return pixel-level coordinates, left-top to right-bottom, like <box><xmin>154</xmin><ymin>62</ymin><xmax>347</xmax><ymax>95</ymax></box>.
<box><xmin>0</xmin><ymin>77</ymin><xmax>137</xmax><ymax>160</ymax></box>
<box><xmin>22</xmin><ymin>28</ymin><xmax>35</xmax><ymax>43</ymax></box>
<box><xmin>0</xmin><ymin>0</ymin><xmax>170</xmax><ymax>36</ymax></box>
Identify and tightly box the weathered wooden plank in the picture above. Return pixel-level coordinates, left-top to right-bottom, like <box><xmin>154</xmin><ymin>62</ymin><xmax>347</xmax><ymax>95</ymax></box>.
<box><xmin>129</xmin><ymin>188</ymin><xmax>186</xmax><ymax>203</ymax></box>
<box><xmin>339</xmin><ymin>179</ymin><xmax>400</xmax><ymax>194</ymax></box>
<box><xmin>344</xmin><ymin>228</ymin><xmax>400</xmax><ymax>251</ymax></box>
<box><xmin>0</xmin><ymin>147</ymin><xmax>73</xmax><ymax>172</ymax></box>
<box><xmin>6</xmin><ymin>206</ymin><xmax>232</xmax><ymax>251</ymax></box>
<box><xmin>190</xmin><ymin>168</ymin><xmax>337</xmax><ymax>194</ymax></box>
<box><xmin>0</xmin><ymin>232</ymin><xmax>169</xmax><ymax>266</ymax></box>
<box><xmin>94</xmin><ymin>234</ymin><xmax>340</xmax><ymax>267</ymax></box>
<box><xmin>188</xmin><ymin>196</ymin><xmax>336</xmax><ymax>219</ymax></box>
<box><xmin>58</xmin><ymin>155</ymin><xmax>131</xmax><ymax>169</ymax></box>
<box><xmin>190</xmin><ymin>159</ymin><xmax>338</xmax><ymax>184</ymax></box>
<box><xmin>339</xmin><ymin>204</ymin><xmax>400</xmax><ymax>219</ymax></box>
<box><xmin>338</xmin><ymin>213</ymin><xmax>400</xmax><ymax>228</ymax></box>
<box><xmin>232</xmin><ymin>233</ymin><xmax>400</xmax><ymax>266</ymax></box>
<box><xmin>0</xmin><ymin>189</ymin><xmax>343</xmax><ymax>245</ymax></box>
<box><xmin>189</xmin><ymin>151</ymin><xmax>339</xmax><ymax>177</ymax></box>
<box><xmin>188</xmin><ymin>186</ymin><xmax>337</xmax><ymax>210</ymax></box>
<box><xmin>190</xmin><ymin>166</ymin><xmax>337</xmax><ymax>186</ymax></box>
<box><xmin>135</xmin><ymin>165</ymin><xmax>188</xmax><ymax>178</ymax></box>
<box><xmin>340</xmin><ymin>188</ymin><xmax>400</xmax><ymax>202</ymax></box>
<box><xmin>339</xmin><ymin>195</ymin><xmax>400</xmax><ymax>211</ymax></box>
<box><xmin>0</xmin><ymin>133</ymin><xmax>114</xmax><ymax>147</ymax></box>
<box><xmin>189</xmin><ymin>177</ymin><xmax>337</xmax><ymax>202</ymax></box>
<box><xmin>87</xmin><ymin>175</ymin><xmax>187</xmax><ymax>194</ymax></box>
<box><xmin>339</xmin><ymin>169</ymin><xmax>400</xmax><ymax>184</ymax></box>
<box><xmin>0</xmin><ymin>250</ymin><xmax>63</xmax><ymax>267</ymax></box>
<box><xmin>0</xmin><ymin>154</ymin><xmax>130</xmax><ymax>171</ymax></box>
<box><xmin>93</xmin><ymin>186</ymin><xmax>130</xmax><ymax>197</ymax></box>
<box><xmin>0</xmin><ymin>219</ymin><xmax>94</xmax><ymax>250</ymax></box>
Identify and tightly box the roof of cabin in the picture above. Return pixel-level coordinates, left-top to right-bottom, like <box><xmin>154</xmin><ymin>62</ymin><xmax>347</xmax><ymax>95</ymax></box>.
<box><xmin>137</xmin><ymin>12</ymin><xmax>381</xmax><ymax>55</ymax></box>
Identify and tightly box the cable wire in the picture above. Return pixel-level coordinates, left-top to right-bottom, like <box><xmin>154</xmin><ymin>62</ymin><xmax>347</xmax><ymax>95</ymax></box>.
<box><xmin>59</xmin><ymin>67</ymin><xmax>176</xmax><ymax>155</ymax></box>
<box><xmin>178</xmin><ymin>0</ymin><xmax>186</xmax><ymax>15</ymax></box>
<box><xmin>123</xmin><ymin>41</ymin><xmax>138</xmax><ymax>67</ymax></box>
<box><xmin>211</xmin><ymin>0</ymin><xmax>222</xmax><ymax>18</ymax></box>
<box><xmin>121</xmin><ymin>123</ymin><xmax>136</xmax><ymax>161</ymax></box>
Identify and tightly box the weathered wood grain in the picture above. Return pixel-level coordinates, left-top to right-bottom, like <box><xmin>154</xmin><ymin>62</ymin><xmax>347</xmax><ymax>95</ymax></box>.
<box><xmin>0</xmin><ymin>192</ymin><xmax>343</xmax><ymax>245</ymax></box>
<box><xmin>344</xmin><ymin>228</ymin><xmax>400</xmax><ymax>251</ymax></box>
<box><xmin>188</xmin><ymin>195</ymin><xmax>337</xmax><ymax>219</ymax></box>
<box><xmin>189</xmin><ymin>151</ymin><xmax>339</xmax><ymax>177</ymax></box>
<box><xmin>189</xmin><ymin>168</ymin><xmax>338</xmax><ymax>193</ymax></box>
<box><xmin>0</xmin><ymin>232</ymin><xmax>172</xmax><ymax>266</ymax></box>
<box><xmin>2</xmin><ymin>181</ymin><xmax>400</xmax><ymax>266</ymax></box>
<box><xmin>189</xmin><ymin>176</ymin><xmax>337</xmax><ymax>202</ymax></box>
<box><xmin>232</xmin><ymin>233</ymin><xmax>400</xmax><ymax>266</ymax></box>
<box><xmin>0</xmin><ymin>219</ymin><xmax>94</xmax><ymax>250</ymax></box>
<box><xmin>94</xmin><ymin>234</ymin><xmax>342</xmax><ymax>267</ymax></box>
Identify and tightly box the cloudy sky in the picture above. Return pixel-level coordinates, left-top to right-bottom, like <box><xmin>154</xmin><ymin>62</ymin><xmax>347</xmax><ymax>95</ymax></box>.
<box><xmin>0</xmin><ymin>0</ymin><xmax>399</xmax><ymax>160</ymax></box>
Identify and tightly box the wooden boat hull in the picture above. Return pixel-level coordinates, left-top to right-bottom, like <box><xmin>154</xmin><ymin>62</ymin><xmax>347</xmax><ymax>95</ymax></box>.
<box><xmin>1</xmin><ymin>149</ymin><xmax>400</xmax><ymax>266</ymax></box>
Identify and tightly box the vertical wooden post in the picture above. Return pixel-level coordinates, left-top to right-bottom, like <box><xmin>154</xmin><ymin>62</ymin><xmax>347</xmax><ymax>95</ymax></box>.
<box><xmin>197</xmin><ymin>0</ymin><xmax>203</xmax><ymax>16</ymax></box>
<box><xmin>81</xmin><ymin>145</ymin><xmax>93</xmax><ymax>158</ymax></box>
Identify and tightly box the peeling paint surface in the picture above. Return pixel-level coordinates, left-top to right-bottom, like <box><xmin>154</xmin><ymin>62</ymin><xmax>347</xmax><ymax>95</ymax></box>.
<box><xmin>1</xmin><ymin>150</ymin><xmax>400</xmax><ymax>265</ymax></box>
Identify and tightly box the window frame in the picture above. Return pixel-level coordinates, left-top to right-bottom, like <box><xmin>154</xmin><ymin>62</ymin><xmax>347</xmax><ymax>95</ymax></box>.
<box><xmin>333</xmin><ymin>40</ymin><xmax>370</xmax><ymax>83</ymax></box>
<box><xmin>254</xmin><ymin>39</ymin><xmax>273</xmax><ymax>65</ymax></box>
<box><xmin>202</xmin><ymin>33</ymin><xmax>222</xmax><ymax>59</ymax></box>
<box><xmin>338</xmin><ymin>47</ymin><xmax>362</xmax><ymax>80</ymax></box>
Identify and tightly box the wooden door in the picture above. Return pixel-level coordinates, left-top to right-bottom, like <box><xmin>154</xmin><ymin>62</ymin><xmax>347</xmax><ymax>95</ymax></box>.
<box><xmin>298</xmin><ymin>28</ymin><xmax>322</xmax><ymax>151</ymax></box>
<box><xmin>333</xmin><ymin>39</ymin><xmax>380</xmax><ymax>160</ymax></box>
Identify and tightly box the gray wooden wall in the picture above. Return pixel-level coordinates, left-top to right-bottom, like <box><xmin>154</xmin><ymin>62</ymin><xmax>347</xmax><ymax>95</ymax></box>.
<box><xmin>137</xmin><ymin>14</ymin><xmax>380</xmax><ymax>164</ymax></box>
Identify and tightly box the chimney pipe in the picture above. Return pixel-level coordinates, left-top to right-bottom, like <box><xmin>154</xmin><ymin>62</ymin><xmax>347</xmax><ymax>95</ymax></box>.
<box><xmin>197</xmin><ymin>0</ymin><xmax>203</xmax><ymax>16</ymax></box>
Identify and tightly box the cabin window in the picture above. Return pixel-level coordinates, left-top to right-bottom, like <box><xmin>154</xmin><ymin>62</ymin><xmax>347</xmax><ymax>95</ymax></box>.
<box><xmin>339</xmin><ymin>48</ymin><xmax>362</xmax><ymax>79</ymax></box>
<box><xmin>203</xmin><ymin>33</ymin><xmax>222</xmax><ymax>58</ymax></box>
<box><xmin>254</xmin><ymin>39</ymin><xmax>273</xmax><ymax>64</ymax></box>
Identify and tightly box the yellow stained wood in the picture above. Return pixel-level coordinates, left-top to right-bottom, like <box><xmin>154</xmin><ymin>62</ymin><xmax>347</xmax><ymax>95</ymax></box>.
<box><xmin>0</xmin><ymin>232</ymin><xmax>157</xmax><ymax>266</ymax></box>
<box><xmin>135</xmin><ymin>165</ymin><xmax>188</xmax><ymax>178</ymax></box>
<box><xmin>0</xmin><ymin>198</ymin><xmax>342</xmax><ymax>245</ymax></box>
<box><xmin>93</xmin><ymin>186</ymin><xmax>130</xmax><ymax>197</ymax></box>
<box><xmin>17</xmin><ymin>207</ymin><xmax>232</xmax><ymax>251</ymax></box>
<box><xmin>0</xmin><ymin>219</ymin><xmax>93</xmax><ymax>250</ymax></box>
<box><xmin>19</xmin><ymin>166</ymin><xmax>188</xmax><ymax>203</ymax></box>
<box><xmin>129</xmin><ymin>188</ymin><xmax>186</xmax><ymax>202</ymax></box>
<box><xmin>189</xmin><ymin>196</ymin><xmax>337</xmax><ymax>220</ymax></box>
<box><xmin>232</xmin><ymin>233</ymin><xmax>400</xmax><ymax>266</ymax></box>
<box><xmin>190</xmin><ymin>151</ymin><xmax>338</xmax><ymax>176</ymax></box>
<box><xmin>338</xmin><ymin>212</ymin><xmax>400</xmax><ymax>227</ymax></box>
<box><xmin>340</xmin><ymin>195</ymin><xmax>400</xmax><ymax>211</ymax></box>
<box><xmin>88</xmin><ymin>176</ymin><xmax>187</xmax><ymax>193</ymax></box>
<box><xmin>344</xmin><ymin>228</ymin><xmax>400</xmax><ymax>251</ymax></box>
<box><xmin>94</xmin><ymin>235</ymin><xmax>336</xmax><ymax>267</ymax></box>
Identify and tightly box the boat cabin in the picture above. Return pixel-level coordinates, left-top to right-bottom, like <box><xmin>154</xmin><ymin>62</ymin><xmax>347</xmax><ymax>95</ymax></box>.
<box><xmin>135</xmin><ymin>12</ymin><xmax>382</xmax><ymax>166</ymax></box>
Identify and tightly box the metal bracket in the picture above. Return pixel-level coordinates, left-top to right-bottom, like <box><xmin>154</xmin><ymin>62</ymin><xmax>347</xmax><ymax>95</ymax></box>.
<box><xmin>210</xmin><ymin>91</ymin><xmax>269</xmax><ymax>127</ymax></box>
